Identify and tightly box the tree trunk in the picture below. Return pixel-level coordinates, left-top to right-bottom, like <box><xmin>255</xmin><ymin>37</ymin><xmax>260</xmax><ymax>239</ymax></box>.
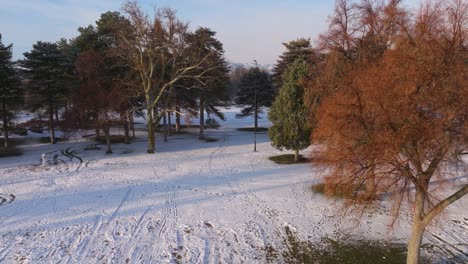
<box><xmin>146</xmin><ymin>103</ymin><xmax>155</xmax><ymax>153</ymax></box>
<box><xmin>407</xmin><ymin>188</ymin><xmax>427</xmax><ymax>264</ymax></box>
<box><xmin>2</xmin><ymin>102</ymin><xmax>8</xmax><ymax>149</ymax></box>
<box><xmin>123</xmin><ymin>111</ymin><xmax>130</xmax><ymax>144</ymax></box>
<box><xmin>199</xmin><ymin>94</ymin><xmax>205</xmax><ymax>140</ymax></box>
<box><xmin>95</xmin><ymin>113</ymin><xmax>100</xmax><ymax>137</ymax></box>
<box><xmin>55</xmin><ymin>106</ymin><xmax>59</xmax><ymax>122</ymax></box>
<box><xmin>131</xmin><ymin>114</ymin><xmax>136</xmax><ymax>138</ymax></box>
<box><xmin>104</xmin><ymin>126</ymin><xmax>112</xmax><ymax>154</ymax></box>
<box><xmin>294</xmin><ymin>148</ymin><xmax>299</xmax><ymax>162</ymax></box>
<box><xmin>49</xmin><ymin>103</ymin><xmax>56</xmax><ymax>144</ymax></box>
<box><xmin>175</xmin><ymin>103</ymin><xmax>181</xmax><ymax>133</ymax></box>
<box><xmin>163</xmin><ymin>111</ymin><xmax>168</xmax><ymax>142</ymax></box>
<box><xmin>168</xmin><ymin>111</ymin><xmax>172</xmax><ymax>136</ymax></box>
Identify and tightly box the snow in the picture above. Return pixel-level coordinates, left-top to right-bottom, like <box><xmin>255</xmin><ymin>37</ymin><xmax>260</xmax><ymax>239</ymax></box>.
<box><xmin>0</xmin><ymin>107</ymin><xmax>466</xmax><ymax>263</ymax></box>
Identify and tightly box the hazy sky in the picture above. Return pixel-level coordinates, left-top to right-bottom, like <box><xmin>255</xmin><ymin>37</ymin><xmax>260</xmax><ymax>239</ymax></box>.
<box><xmin>0</xmin><ymin>0</ymin><xmax>420</xmax><ymax>64</ymax></box>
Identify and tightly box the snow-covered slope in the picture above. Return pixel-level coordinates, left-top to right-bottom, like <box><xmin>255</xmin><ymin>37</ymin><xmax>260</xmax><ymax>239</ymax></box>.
<box><xmin>0</xmin><ymin>108</ymin><xmax>466</xmax><ymax>263</ymax></box>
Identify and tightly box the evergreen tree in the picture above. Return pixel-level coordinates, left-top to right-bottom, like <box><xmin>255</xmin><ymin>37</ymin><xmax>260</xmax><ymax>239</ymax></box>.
<box><xmin>20</xmin><ymin>41</ymin><xmax>70</xmax><ymax>144</ymax></box>
<box><xmin>235</xmin><ymin>67</ymin><xmax>275</xmax><ymax>131</ymax></box>
<box><xmin>0</xmin><ymin>34</ymin><xmax>23</xmax><ymax>148</ymax></box>
<box><xmin>272</xmin><ymin>38</ymin><xmax>316</xmax><ymax>88</ymax></box>
<box><xmin>268</xmin><ymin>60</ymin><xmax>310</xmax><ymax>162</ymax></box>
<box><xmin>186</xmin><ymin>27</ymin><xmax>230</xmax><ymax>140</ymax></box>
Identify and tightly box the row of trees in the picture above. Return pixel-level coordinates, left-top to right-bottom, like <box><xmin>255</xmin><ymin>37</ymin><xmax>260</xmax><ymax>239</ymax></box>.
<box><xmin>0</xmin><ymin>1</ymin><xmax>283</xmax><ymax>154</ymax></box>
<box><xmin>265</xmin><ymin>1</ymin><xmax>466</xmax><ymax>263</ymax></box>
<box><xmin>0</xmin><ymin>1</ymin><xmax>265</xmax><ymax>154</ymax></box>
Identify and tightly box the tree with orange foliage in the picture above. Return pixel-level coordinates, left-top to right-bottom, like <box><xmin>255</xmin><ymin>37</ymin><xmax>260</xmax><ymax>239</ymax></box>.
<box><xmin>311</xmin><ymin>1</ymin><xmax>467</xmax><ymax>263</ymax></box>
<box><xmin>75</xmin><ymin>50</ymin><xmax>124</xmax><ymax>154</ymax></box>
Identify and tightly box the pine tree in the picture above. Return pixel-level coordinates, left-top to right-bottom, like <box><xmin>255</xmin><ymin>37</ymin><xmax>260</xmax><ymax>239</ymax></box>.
<box><xmin>272</xmin><ymin>38</ymin><xmax>316</xmax><ymax>89</ymax></box>
<box><xmin>0</xmin><ymin>34</ymin><xmax>23</xmax><ymax>148</ymax></box>
<box><xmin>20</xmin><ymin>41</ymin><xmax>70</xmax><ymax>144</ymax></box>
<box><xmin>235</xmin><ymin>67</ymin><xmax>275</xmax><ymax>132</ymax></box>
<box><xmin>268</xmin><ymin>60</ymin><xmax>311</xmax><ymax>162</ymax></box>
<box><xmin>185</xmin><ymin>27</ymin><xmax>230</xmax><ymax>140</ymax></box>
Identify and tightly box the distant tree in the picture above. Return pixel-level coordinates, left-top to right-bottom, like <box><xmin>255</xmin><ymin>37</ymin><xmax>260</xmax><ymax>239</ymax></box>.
<box><xmin>0</xmin><ymin>34</ymin><xmax>23</xmax><ymax>148</ymax></box>
<box><xmin>312</xmin><ymin>1</ymin><xmax>468</xmax><ymax>264</ymax></box>
<box><xmin>20</xmin><ymin>41</ymin><xmax>70</xmax><ymax>144</ymax></box>
<box><xmin>235</xmin><ymin>67</ymin><xmax>275</xmax><ymax>131</ymax></box>
<box><xmin>272</xmin><ymin>38</ymin><xmax>316</xmax><ymax>88</ymax></box>
<box><xmin>269</xmin><ymin>60</ymin><xmax>310</xmax><ymax>162</ymax></box>
<box><xmin>186</xmin><ymin>27</ymin><xmax>230</xmax><ymax>140</ymax></box>
<box><xmin>228</xmin><ymin>65</ymin><xmax>248</xmax><ymax>100</ymax></box>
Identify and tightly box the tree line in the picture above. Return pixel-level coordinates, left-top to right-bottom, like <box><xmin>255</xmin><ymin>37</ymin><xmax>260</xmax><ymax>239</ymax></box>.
<box><xmin>0</xmin><ymin>1</ymin><xmax>277</xmax><ymax>154</ymax></box>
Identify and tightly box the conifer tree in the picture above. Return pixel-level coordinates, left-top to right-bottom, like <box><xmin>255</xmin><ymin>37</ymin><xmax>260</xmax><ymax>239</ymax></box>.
<box><xmin>0</xmin><ymin>34</ymin><xmax>23</xmax><ymax>148</ymax></box>
<box><xmin>186</xmin><ymin>27</ymin><xmax>230</xmax><ymax>140</ymax></box>
<box><xmin>235</xmin><ymin>67</ymin><xmax>275</xmax><ymax>131</ymax></box>
<box><xmin>272</xmin><ymin>38</ymin><xmax>316</xmax><ymax>88</ymax></box>
<box><xmin>268</xmin><ymin>60</ymin><xmax>310</xmax><ymax>162</ymax></box>
<box><xmin>20</xmin><ymin>42</ymin><xmax>70</xmax><ymax>144</ymax></box>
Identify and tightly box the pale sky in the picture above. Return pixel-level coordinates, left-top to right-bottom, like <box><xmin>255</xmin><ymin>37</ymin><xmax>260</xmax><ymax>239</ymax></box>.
<box><xmin>0</xmin><ymin>0</ymin><xmax>420</xmax><ymax>64</ymax></box>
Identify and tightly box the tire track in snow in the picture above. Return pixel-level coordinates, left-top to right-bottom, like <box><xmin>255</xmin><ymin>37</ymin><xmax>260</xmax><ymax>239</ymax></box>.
<box><xmin>425</xmin><ymin>219</ymin><xmax>468</xmax><ymax>263</ymax></box>
<box><xmin>73</xmin><ymin>215</ymin><xmax>103</xmax><ymax>263</ymax></box>
<box><xmin>111</xmin><ymin>206</ymin><xmax>155</xmax><ymax>264</ymax></box>
<box><xmin>108</xmin><ymin>187</ymin><xmax>133</xmax><ymax>223</ymax></box>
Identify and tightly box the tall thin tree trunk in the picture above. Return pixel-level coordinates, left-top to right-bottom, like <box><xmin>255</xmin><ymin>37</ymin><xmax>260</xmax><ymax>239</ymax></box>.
<box><xmin>131</xmin><ymin>114</ymin><xmax>135</xmax><ymax>138</ymax></box>
<box><xmin>123</xmin><ymin>111</ymin><xmax>130</xmax><ymax>144</ymax></box>
<box><xmin>175</xmin><ymin>96</ymin><xmax>181</xmax><ymax>133</ymax></box>
<box><xmin>55</xmin><ymin>106</ymin><xmax>59</xmax><ymax>122</ymax></box>
<box><xmin>104</xmin><ymin>125</ymin><xmax>112</xmax><ymax>154</ymax></box>
<box><xmin>2</xmin><ymin>102</ymin><xmax>9</xmax><ymax>149</ymax></box>
<box><xmin>146</xmin><ymin>102</ymin><xmax>155</xmax><ymax>153</ymax></box>
<box><xmin>163</xmin><ymin>111</ymin><xmax>168</xmax><ymax>142</ymax></box>
<box><xmin>95</xmin><ymin>113</ymin><xmax>100</xmax><ymax>137</ymax></box>
<box><xmin>49</xmin><ymin>103</ymin><xmax>56</xmax><ymax>144</ymax></box>
<box><xmin>199</xmin><ymin>94</ymin><xmax>205</xmax><ymax>140</ymax></box>
<box><xmin>407</xmin><ymin>188</ymin><xmax>427</xmax><ymax>264</ymax></box>
<box><xmin>294</xmin><ymin>147</ymin><xmax>299</xmax><ymax>162</ymax></box>
<box><xmin>168</xmin><ymin>111</ymin><xmax>172</xmax><ymax>136</ymax></box>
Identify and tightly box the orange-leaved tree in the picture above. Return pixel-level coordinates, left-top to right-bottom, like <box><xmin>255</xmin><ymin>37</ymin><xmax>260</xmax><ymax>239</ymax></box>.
<box><xmin>311</xmin><ymin>0</ymin><xmax>467</xmax><ymax>263</ymax></box>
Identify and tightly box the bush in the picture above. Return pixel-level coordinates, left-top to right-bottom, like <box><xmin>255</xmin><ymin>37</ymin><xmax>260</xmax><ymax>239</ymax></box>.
<box><xmin>30</xmin><ymin>127</ymin><xmax>43</xmax><ymax>133</ymax></box>
<box><xmin>39</xmin><ymin>137</ymin><xmax>64</xmax><ymax>144</ymax></box>
<box><xmin>311</xmin><ymin>183</ymin><xmax>381</xmax><ymax>201</ymax></box>
<box><xmin>205</xmin><ymin>137</ymin><xmax>219</xmax><ymax>143</ymax></box>
<box><xmin>95</xmin><ymin>135</ymin><xmax>129</xmax><ymax>144</ymax></box>
<box><xmin>0</xmin><ymin>148</ymin><xmax>23</xmax><ymax>158</ymax></box>
<box><xmin>237</xmin><ymin>127</ymin><xmax>269</xmax><ymax>132</ymax></box>
<box><xmin>205</xmin><ymin>118</ymin><xmax>220</xmax><ymax>129</ymax></box>
<box><xmin>13</xmin><ymin>128</ymin><xmax>28</xmax><ymax>136</ymax></box>
<box><xmin>268</xmin><ymin>154</ymin><xmax>309</xmax><ymax>164</ymax></box>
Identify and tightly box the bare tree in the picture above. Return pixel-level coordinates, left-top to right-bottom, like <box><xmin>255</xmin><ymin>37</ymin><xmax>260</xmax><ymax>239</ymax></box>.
<box><xmin>114</xmin><ymin>1</ymin><xmax>213</xmax><ymax>153</ymax></box>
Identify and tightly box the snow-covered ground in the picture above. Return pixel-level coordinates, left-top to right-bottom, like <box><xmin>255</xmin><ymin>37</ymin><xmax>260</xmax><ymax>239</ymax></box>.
<box><xmin>0</xmin><ymin>108</ymin><xmax>466</xmax><ymax>263</ymax></box>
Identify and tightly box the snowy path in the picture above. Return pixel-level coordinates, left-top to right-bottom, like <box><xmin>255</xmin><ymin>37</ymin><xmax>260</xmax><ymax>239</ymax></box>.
<box><xmin>0</xmin><ymin>117</ymin><xmax>467</xmax><ymax>263</ymax></box>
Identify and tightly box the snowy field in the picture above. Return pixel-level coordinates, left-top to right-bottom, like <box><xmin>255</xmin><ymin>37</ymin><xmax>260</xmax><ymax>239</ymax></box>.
<box><xmin>0</xmin><ymin>108</ymin><xmax>467</xmax><ymax>263</ymax></box>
